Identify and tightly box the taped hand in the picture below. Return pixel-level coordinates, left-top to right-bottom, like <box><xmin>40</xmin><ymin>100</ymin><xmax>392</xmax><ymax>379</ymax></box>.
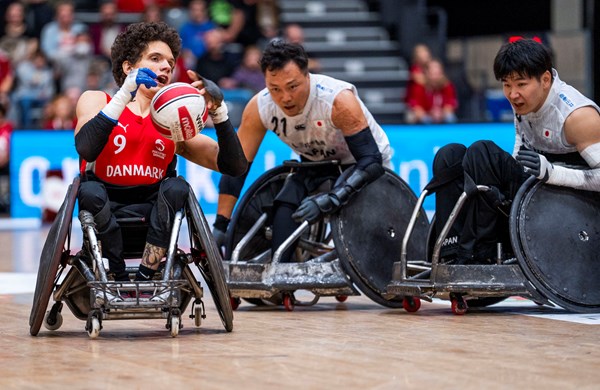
<box><xmin>123</xmin><ymin>68</ymin><xmax>158</xmax><ymax>98</ymax></box>
<box><xmin>516</xmin><ymin>150</ymin><xmax>553</xmax><ymax>181</ymax></box>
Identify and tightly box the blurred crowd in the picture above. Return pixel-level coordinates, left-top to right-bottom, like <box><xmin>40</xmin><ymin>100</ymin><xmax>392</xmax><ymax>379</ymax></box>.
<box><xmin>0</xmin><ymin>0</ymin><xmax>286</xmax><ymax>135</ymax></box>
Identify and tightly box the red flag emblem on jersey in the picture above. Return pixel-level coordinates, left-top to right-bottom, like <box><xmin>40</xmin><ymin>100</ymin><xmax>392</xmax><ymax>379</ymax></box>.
<box><xmin>543</xmin><ymin>129</ymin><xmax>551</xmax><ymax>138</ymax></box>
<box><xmin>314</xmin><ymin>120</ymin><xmax>324</xmax><ymax>127</ymax></box>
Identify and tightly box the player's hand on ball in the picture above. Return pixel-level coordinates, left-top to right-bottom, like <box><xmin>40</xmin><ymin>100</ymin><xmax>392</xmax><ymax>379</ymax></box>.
<box><xmin>187</xmin><ymin>70</ymin><xmax>224</xmax><ymax>108</ymax></box>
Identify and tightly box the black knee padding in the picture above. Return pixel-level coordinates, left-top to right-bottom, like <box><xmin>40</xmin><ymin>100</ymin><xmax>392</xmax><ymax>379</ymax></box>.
<box><xmin>425</xmin><ymin>143</ymin><xmax>467</xmax><ymax>192</ymax></box>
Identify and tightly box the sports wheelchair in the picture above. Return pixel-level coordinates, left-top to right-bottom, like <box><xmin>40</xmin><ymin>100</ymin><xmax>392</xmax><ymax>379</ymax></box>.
<box><xmin>385</xmin><ymin>176</ymin><xmax>600</xmax><ymax>314</ymax></box>
<box><xmin>221</xmin><ymin>159</ymin><xmax>429</xmax><ymax>311</ymax></box>
<box><xmin>29</xmin><ymin>176</ymin><xmax>234</xmax><ymax>338</ymax></box>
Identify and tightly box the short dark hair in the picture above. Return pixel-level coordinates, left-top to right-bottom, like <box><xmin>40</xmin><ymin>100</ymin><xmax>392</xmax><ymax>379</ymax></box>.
<box><xmin>111</xmin><ymin>22</ymin><xmax>181</xmax><ymax>87</ymax></box>
<box><xmin>259</xmin><ymin>38</ymin><xmax>309</xmax><ymax>74</ymax></box>
<box><xmin>493</xmin><ymin>38</ymin><xmax>553</xmax><ymax>81</ymax></box>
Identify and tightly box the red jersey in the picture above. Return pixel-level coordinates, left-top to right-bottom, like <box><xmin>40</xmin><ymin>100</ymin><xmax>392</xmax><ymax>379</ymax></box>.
<box><xmin>406</xmin><ymin>82</ymin><xmax>458</xmax><ymax>113</ymax></box>
<box><xmin>81</xmin><ymin>101</ymin><xmax>176</xmax><ymax>186</ymax></box>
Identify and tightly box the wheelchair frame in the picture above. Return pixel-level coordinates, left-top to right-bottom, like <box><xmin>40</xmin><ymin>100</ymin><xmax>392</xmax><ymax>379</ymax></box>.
<box><xmin>385</xmin><ymin>176</ymin><xmax>600</xmax><ymax>314</ymax></box>
<box><xmin>29</xmin><ymin>177</ymin><xmax>234</xmax><ymax>338</ymax></box>
<box><xmin>222</xmin><ymin>160</ymin><xmax>360</xmax><ymax>311</ymax></box>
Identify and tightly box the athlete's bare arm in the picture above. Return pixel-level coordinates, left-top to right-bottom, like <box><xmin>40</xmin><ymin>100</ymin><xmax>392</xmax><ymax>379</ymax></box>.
<box><xmin>563</xmin><ymin>106</ymin><xmax>600</xmax><ymax>151</ymax></box>
<box><xmin>331</xmin><ymin>89</ymin><xmax>369</xmax><ymax>136</ymax></box>
<box><xmin>74</xmin><ymin>91</ymin><xmax>111</xmax><ymax>135</ymax></box>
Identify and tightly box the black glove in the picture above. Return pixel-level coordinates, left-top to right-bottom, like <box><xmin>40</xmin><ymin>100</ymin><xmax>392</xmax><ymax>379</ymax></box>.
<box><xmin>291</xmin><ymin>193</ymin><xmax>341</xmax><ymax>224</ymax></box>
<box><xmin>516</xmin><ymin>150</ymin><xmax>553</xmax><ymax>182</ymax></box>
<box><xmin>193</xmin><ymin>72</ymin><xmax>224</xmax><ymax>107</ymax></box>
<box><xmin>212</xmin><ymin>214</ymin><xmax>230</xmax><ymax>248</ymax></box>
<box><xmin>482</xmin><ymin>185</ymin><xmax>511</xmax><ymax>216</ymax></box>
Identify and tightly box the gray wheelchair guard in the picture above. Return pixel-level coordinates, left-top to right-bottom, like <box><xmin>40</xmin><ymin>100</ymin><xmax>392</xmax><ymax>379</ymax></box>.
<box><xmin>331</xmin><ymin>170</ymin><xmax>429</xmax><ymax>308</ymax></box>
<box><xmin>510</xmin><ymin>178</ymin><xmax>600</xmax><ymax>312</ymax></box>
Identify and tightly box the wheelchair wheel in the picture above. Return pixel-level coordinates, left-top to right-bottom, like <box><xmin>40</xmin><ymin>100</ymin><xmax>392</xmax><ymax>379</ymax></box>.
<box><xmin>331</xmin><ymin>170</ymin><xmax>429</xmax><ymax>308</ymax></box>
<box><xmin>510</xmin><ymin>177</ymin><xmax>600</xmax><ymax>312</ymax></box>
<box><xmin>30</xmin><ymin>177</ymin><xmax>79</xmax><ymax>336</ymax></box>
<box><xmin>187</xmin><ymin>189</ymin><xmax>234</xmax><ymax>332</ymax></box>
<box><xmin>225</xmin><ymin>165</ymin><xmax>330</xmax><ymax>261</ymax></box>
<box><xmin>224</xmin><ymin>165</ymin><xmax>290</xmax><ymax>260</ymax></box>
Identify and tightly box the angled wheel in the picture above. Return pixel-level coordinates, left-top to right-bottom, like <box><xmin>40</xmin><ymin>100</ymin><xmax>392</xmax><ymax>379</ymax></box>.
<box><xmin>331</xmin><ymin>170</ymin><xmax>429</xmax><ymax>308</ymax></box>
<box><xmin>224</xmin><ymin>164</ymin><xmax>329</xmax><ymax>262</ymax></box>
<box><xmin>187</xmin><ymin>189</ymin><xmax>234</xmax><ymax>332</ymax></box>
<box><xmin>30</xmin><ymin>177</ymin><xmax>80</xmax><ymax>336</ymax></box>
<box><xmin>510</xmin><ymin>177</ymin><xmax>600</xmax><ymax>312</ymax></box>
<box><xmin>225</xmin><ymin>165</ymin><xmax>290</xmax><ymax>260</ymax></box>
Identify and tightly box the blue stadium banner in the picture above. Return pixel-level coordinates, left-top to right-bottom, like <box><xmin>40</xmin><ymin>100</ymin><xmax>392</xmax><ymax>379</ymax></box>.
<box><xmin>10</xmin><ymin>124</ymin><xmax>515</xmax><ymax>219</ymax></box>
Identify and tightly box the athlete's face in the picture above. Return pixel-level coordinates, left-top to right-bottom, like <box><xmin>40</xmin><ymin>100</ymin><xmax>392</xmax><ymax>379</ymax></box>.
<box><xmin>265</xmin><ymin>61</ymin><xmax>310</xmax><ymax>116</ymax></box>
<box><xmin>501</xmin><ymin>70</ymin><xmax>551</xmax><ymax>115</ymax></box>
<box><xmin>131</xmin><ymin>41</ymin><xmax>176</xmax><ymax>89</ymax></box>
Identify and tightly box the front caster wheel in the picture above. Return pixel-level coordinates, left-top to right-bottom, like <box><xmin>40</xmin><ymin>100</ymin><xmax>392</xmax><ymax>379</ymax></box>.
<box><xmin>87</xmin><ymin>316</ymin><xmax>101</xmax><ymax>339</ymax></box>
<box><xmin>402</xmin><ymin>297</ymin><xmax>421</xmax><ymax>313</ymax></box>
<box><xmin>283</xmin><ymin>294</ymin><xmax>295</xmax><ymax>312</ymax></box>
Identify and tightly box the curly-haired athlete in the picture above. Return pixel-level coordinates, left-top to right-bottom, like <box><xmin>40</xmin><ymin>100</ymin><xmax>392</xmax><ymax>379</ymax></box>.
<box><xmin>430</xmin><ymin>38</ymin><xmax>600</xmax><ymax>264</ymax></box>
<box><xmin>74</xmin><ymin>22</ymin><xmax>247</xmax><ymax>285</ymax></box>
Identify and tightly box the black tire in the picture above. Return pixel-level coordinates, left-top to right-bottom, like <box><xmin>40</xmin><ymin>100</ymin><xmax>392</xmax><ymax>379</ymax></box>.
<box><xmin>332</xmin><ymin>170</ymin><xmax>429</xmax><ymax>308</ymax></box>
<box><xmin>224</xmin><ymin>165</ymin><xmax>290</xmax><ymax>260</ymax></box>
<box><xmin>30</xmin><ymin>177</ymin><xmax>80</xmax><ymax>336</ymax></box>
<box><xmin>187</xmin><ymin>190</ymin><xmax>234</xmax><ymax>332</ymax></box>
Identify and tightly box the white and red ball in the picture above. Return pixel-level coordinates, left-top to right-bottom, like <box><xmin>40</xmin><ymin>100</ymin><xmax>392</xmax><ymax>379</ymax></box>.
<box><xmin>150</xmin><ymin>82</ymin><xmax>209</xmax><ymax>141</ymax></box>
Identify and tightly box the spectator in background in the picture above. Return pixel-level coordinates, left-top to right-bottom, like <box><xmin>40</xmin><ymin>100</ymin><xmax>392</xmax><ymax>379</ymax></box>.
<box><xmin>179</xmin><ymin>0</ymin><xmax>217</xmax><ymax>69</ymax></box>
<box><xmin>0</xmin><ymin>48</ymin><xmax>13</xmax><ymax>108</ymax></box>
<box><xmin>405</xmin><ymin>58</ymin><xmax>458</xmax><ymax>124</ymax></box>
<box><xmin>141</xmin><ymin>4</ymin><xmax>163</xmax><ymax>23</ymax></box>
<box><xmin>42</xmin><ymin>93</ymin><xmax>77</xmax><ymax>130</ymax></box>
<box><xmin>39</xmin><ymin>0</ymin><xmax>87</xmax><ymax>92</ymax></box>
<box><xmin>219</xmin><ymin>44</ymin><xmax>264</xmax><ymax>93</ymax></box>
<box><xmin>282</xmin><ymin>23</ymin><xmax>320</xmax><ymax>72</ymax></box>
<box><xmin>407</xmin><ymin>43</ymin><xmax>432</xmax><ymax>89</ymax></box>
<box><xmin>235</xmin><ymin>0</ymin><xmax>277</xmax><ymax>48</ymax></box>
<box><xmin>58</xmin><ymin>31</ymin><xmax>93</xmax><ymax>96</ymax></box>
<box><xmin>0</xmin><ymin>101</ymin><xmax>12</xmax><ymax>213</ymax></box>
<box><xmin>23</xmin><ymin>0</ymin><xmax>55</xmax><ymax>40</ymax></box>
<box><xmin>194</xmin><ymin>28</ymin><xmax>239</xmax><ymax>86</ymax></box>
<box><xmin>89</xmin><ymin>0</ymin><xmax>125</xmax><ymax>62</ymax></box>
<box><xmin>12</xmin><ymin>49</ymin><xmax>55</xmax><ymax>128</ymax></box>
<box><xmin>206</xmin><ymin>0</ymin><xmax>244</xmax><ymax>44</ymax></box>
<box><xmin>0</xmin><ymin>102</ymin><xmax>13</xmax><ymax>170</ymax></box>
<box><xmin>0</xmin><ymin>1</ymin><xmax>38</xmax><ymax>65</ymax></box>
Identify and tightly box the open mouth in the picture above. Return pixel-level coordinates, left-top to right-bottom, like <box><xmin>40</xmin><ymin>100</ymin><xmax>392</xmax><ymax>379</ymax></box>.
<box><xmin>156</xmin><ymin>75</ymin><xmax>168</xmax><ymax>85</ymax></box>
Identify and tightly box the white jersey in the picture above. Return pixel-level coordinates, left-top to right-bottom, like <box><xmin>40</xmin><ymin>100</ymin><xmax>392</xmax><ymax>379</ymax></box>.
<box><xmin>257</xmin><ymin>73</ymin><xmax>391</xmax><ymax>166</ymax></box>
<box><xmin>515</xmin><ymin>69</ymin><xmax>600</xmax><ymax>156</ymax></box>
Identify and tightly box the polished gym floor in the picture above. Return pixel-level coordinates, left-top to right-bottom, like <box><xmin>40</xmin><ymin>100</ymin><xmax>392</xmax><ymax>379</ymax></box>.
<box><xmin>1</xmin><ymin>221</ymin><xmax>599</xmax><ymax>389</ymax></box>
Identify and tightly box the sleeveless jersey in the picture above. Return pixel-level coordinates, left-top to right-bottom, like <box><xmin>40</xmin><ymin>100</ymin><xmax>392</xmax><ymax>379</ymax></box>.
<box><xmin>257</xmin><ymin>73</ymin><xmax>391</xmax><ymax>166</ymax></box>
<box><xmin>81</xmin><ymin>100</ymin><xmax>176</xmax><ymax>186</ymax></box>
<box><xmin>516</xmin><ymin>69</ymin><xmax>600</xmax><ymax>155</ymax></box>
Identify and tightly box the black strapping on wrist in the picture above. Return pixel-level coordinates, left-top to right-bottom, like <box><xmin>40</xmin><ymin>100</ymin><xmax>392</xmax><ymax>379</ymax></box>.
<box><xmin>215</xmin><ymin>119</ymin><xmax>248</xmax><ymax>176</ymax></box>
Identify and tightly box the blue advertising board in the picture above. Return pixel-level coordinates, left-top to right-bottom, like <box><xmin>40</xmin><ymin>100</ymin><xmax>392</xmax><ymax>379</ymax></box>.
<box><xmin>10</xmin><ymin>123</ymin><xmax>515</xmax><ymax>219</ymax></box>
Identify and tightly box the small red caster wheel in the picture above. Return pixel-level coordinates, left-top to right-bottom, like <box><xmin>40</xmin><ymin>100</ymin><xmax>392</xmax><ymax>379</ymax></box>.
<box><xmin>402</xmin><ymin>297</ymin><xmax>421</xmax><ymax>313</ymax></box>
<box><xmin>283</xmin><ymin>294</ymin><xmax>295</xmax><ymax>311</ymax></box>
<box><xmin>450</xmin><ymin>294</ymin><xmax>468</xmax><ymax>315</ymax></box>
<box><xmin>230</xmin><ymin>297</ymin><xmax>240</xmax><ymax>310</ymax></box>
<box><xmin>335</xmin><ymin>295</ymin><xmax>348</xmax><ymax>302</ymax></box>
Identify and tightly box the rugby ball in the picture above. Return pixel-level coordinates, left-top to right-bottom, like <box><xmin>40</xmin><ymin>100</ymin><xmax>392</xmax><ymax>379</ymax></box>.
<box><xmin>150</xmin><ymin>82</ymin><xmax>209</xmax><ymax>141</ymax></box>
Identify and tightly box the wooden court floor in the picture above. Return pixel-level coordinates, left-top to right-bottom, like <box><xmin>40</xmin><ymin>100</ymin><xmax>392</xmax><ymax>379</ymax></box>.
<box><xmin>0</xmin><ymin>226</ymin><xmax>599</xmax><ymax>389</ymax></box>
